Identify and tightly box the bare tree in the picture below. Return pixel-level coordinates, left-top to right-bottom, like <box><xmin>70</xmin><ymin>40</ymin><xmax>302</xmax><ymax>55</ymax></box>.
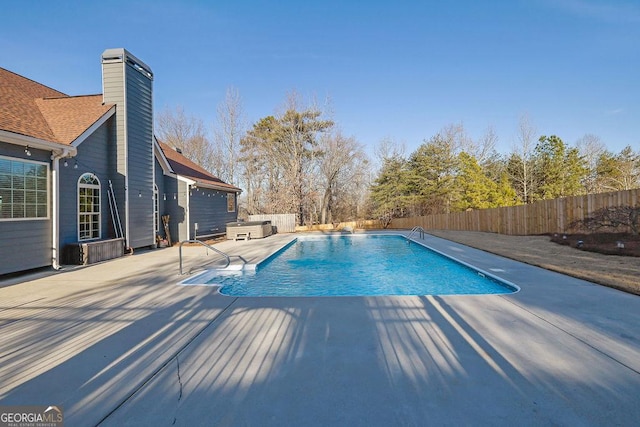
<box><xmin>576</xmin><ymin>134</ymin><xmax>606</xmax><ymax>193</ymax></box>
<box><xmin>373</xmin><ymin>138</ymin><xmax>405</xmax><ymax>169</ymax></box>
<box><xmin>212</xmin><ymin>87</ymin><xmax>245</xmax><ymax>186</ymax></box>
<box><xmin>316</xmin><ymin>130</ymin><xmax>368</xmax><ymax>224</ymax></box>
<box><xmin>475</xmin><ymin>125</ymin><xmax>499</xmax><ymax>165</ymax></box>
<box><xmin>155</xmin><ymin>106</ymin><xmax>213</xmax><ymax>169</ymax></box>
<box><xmin>596</xmin><ymin>146</ymin><xmax>640</xmax><ymax>192</ymax></box>
<box><xmin>508</xmin><ymin>113</ymin><xmax>539</xmax><ymax>203</ymax></box>
<box><xmin>239</xmin><ymin>93</ymin><xmax>333</xmax><ymax>225</ymax></box>
<box><xmin>441</xmin><ymin>122</ymin><xmax>472</xmax><ymax>155</ymax></box>
<box><xmin>239</xmin><ymin>116</ymin><xmax>277</xmax><ymax>215</ymax></box>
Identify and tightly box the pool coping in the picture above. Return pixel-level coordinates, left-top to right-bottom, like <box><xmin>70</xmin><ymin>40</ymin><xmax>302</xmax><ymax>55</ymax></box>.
<box><xmin>2</xmin><ymin>230</ymin><xmax>639</xmax><ymax>426</ymax></box>
<box><xmin>180</xmin><ymin>232</ymin><xmax>521</xmax><ymax>295</ymax></box>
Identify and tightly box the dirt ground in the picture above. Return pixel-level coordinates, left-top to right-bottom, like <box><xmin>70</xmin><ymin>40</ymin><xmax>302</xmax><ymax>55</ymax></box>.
<box><xmin>426</xmin><ymin>230</ymin><xmax>640</xmax><ymax>296</ymax></box>
<box><xmin>549</xmin><ymin>232</ymin><xmax>640</xmax><ymax>257</ymax></box>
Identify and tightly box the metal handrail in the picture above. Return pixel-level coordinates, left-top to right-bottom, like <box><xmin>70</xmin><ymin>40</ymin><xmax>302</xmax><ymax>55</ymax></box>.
<box><xmin>179</xmin><ymin>239</ymin><xmax>231</xmax><ymax>275</ymax></box>
<box><xmin>407</xmin><ymin>226</ymin><xmax>425</xmax><ymax>240</ymax></box>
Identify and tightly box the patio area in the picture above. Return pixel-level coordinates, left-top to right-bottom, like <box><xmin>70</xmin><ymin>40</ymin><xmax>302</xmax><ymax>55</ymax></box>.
<box><xmin>1</xmin><ymin>232</ymin><xmax>638</xmax><ymax>426</ymax></box>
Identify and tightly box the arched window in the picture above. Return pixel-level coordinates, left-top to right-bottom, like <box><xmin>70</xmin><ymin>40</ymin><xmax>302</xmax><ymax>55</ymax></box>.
<box><xmin>78</xmin><ymin>173</ymin><xmax>100</xmax><ymax>241</ymax></box>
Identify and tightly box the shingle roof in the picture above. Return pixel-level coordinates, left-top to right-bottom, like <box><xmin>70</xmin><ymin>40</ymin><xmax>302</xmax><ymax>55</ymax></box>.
<box><xmin>158</xmin><ymin>141</ymin><xmax>241</xmax><ymax>192</ymax></box>
<box><xmin>0</xmin><ymin>67</ymin><xmax>113</xmax><ymax>144</ymax></box>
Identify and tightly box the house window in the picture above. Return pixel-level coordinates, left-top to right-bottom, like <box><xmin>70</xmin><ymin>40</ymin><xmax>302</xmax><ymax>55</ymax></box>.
<box><xmin>78</xmin><ymin>173</ymin><xmax>100</xmax><ymax>241</ymax></box>
<box><xmin>0</xmin><ymin>156</ymin><xmax>48</xmax><ymax>220</ymax></box>
<box><xmin>227</xmin><ymin>192</ymin><xmax>236</xmax><ymax>212</ymax></box>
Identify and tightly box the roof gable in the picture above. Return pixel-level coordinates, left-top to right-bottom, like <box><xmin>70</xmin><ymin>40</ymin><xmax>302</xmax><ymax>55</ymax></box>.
<box><xmin>0</xmin><ymin>67</ymin><xmax>112</xmax><ymax>145</ymax></box>
<box><xmin>158</xmin><ymin>141</ymin><xmax>241</xmax><ymax>192</ymax></box>
<box><xmin>36</xmin><ymin>95</ymin><xmax>113</xmax><ymax>144</ymax></box>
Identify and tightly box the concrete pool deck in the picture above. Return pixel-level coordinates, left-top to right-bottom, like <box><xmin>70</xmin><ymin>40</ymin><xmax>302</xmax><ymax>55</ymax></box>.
<box><xmin>0</xmin><ymin>231</ymin><xmax>638</xmax><ymax>426</ymax></box>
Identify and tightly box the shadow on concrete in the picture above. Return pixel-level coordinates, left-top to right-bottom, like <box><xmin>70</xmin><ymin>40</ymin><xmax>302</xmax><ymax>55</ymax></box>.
<box><xmin>2</xmin><ymin>235</ymin><xmax>639</xmax><ymax>426</ymax></box>
<box><xmin>100</xmin><ymin>295</ymin><xmax>640</xmax><ymax>426</ymax></box>
<box><xmin>0</xmin><ymin>256</ymin><xmax>235</xmax><ymax>426</ymax></box>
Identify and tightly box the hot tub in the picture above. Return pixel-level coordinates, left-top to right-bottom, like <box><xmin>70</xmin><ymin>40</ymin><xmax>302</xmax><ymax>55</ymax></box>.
<box><xmin>226</xmin><ymin>221</ymin><xmax>273</xmax><ymax>240</ymax></box>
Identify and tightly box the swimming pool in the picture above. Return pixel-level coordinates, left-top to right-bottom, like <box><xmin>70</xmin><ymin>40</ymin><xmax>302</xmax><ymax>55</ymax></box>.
<box><xmin>205</xmin><ymin>234</ymin><xmax>517</xmax><ymax>297</ymax></box>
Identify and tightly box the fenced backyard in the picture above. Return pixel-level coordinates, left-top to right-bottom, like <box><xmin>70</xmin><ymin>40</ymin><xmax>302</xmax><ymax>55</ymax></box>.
<box><xmin>248</xmin><ymin>214</ymin><xmax>298</xmax><ymax>233</ymax></box>
<box><xmin>265</xmin><ymin>189</ymin><xmax>639</xmax><ymax>236</ymax></box>
<box><xmin>390</xmin><ymin>189</ymin><xmax>640</xmax><ymax>235</ymax></box>
<box><xmin>290</xmin><ymin>189</ymin><xmax>640</xmax><ymax>236</ymax></box>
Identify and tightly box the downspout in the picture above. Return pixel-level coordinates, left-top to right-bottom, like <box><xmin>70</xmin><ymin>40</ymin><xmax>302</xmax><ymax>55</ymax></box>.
<box><xmin>51</xmin><ymin>148</ymin><xmax>72</xmax><ymax>270</ymax></box>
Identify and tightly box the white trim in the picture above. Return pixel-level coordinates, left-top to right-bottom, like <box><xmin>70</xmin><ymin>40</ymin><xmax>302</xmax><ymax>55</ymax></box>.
<box><xmin>51</xmin><ymin>157</ymin><xmax>60</xmax><ymax>269</ymax></box>
<box><xmin>51</xmin><ymin>148</ymin><xmax>71</xmax><ymax>269</ymax></box>
<box><xmin>122</xmin><ymin>59</ymin><xmax>130</xmax><ymax>248</ymax></box>
<box><xmin>177</xmin><ymin>175</ymin><xmax>196</xmax><ymax>186</ymax></box>
<box><xmin>102</xmin><ymin>48</ymin><xmax>153</xmax><ymax>79</ymax></box>
<box><xmin>71</xmin><ymin>106</ymin><xmax>116</xmax><ymax>148</ymax></box>
<box><xmin>77</xmin><ymin>173</ymin><xmax>102</xmax><ymax>242</ymax></box>
<box><xmin>176</xmin><ymin>174</ymin><xmax>240</xmax><ymax>193</ymax></box>
<box><xmin>179</xmin><ymin>176</ymin><xmax>194</xmax><ymax>239</ymax></box>
<box><xmin>154</xmin><ymin>138</ymin><xmax>241</xmax><ymax>193</ymax></box>
<box><xmin>153</xmin><ymin>137</ymin><xmax>174</xmax><ymax>174</ymax></box>
<box><xmin>0</xmin><ymin>130</ymin><xmax>77</xmax><ymax>157</ymax></box>
<box><xmin>193</xmin><ymin>181</ymin><xmax>242</xmax><ymax>193</ymax></box>
<box><xmin>0</xmin><ymin>155</ymin><xmax>51</xmax><ymax>222</ymax></box>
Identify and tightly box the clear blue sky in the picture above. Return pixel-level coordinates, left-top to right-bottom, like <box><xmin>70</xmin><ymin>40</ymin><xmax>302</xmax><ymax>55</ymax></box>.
<box><xmin>2</xmin><ymin>0</ymin><xmax>638</xmax><ymax>155</ymax></box>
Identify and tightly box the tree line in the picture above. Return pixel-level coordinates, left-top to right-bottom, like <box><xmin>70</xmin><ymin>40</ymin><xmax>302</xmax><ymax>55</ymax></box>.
<box><xmin>370</xmin><ymin>117</ymin><xmax>640</xmax><ymax>224</ymax></box>
<box><xmin>156</xmin><ymin>91</ymin><xmax>370</xmax><ymax>226</ymax></box>
<box><xmin>155</xmin><ymin>91</ymin><xmax>639</xmax><ymax>226</ymax></box>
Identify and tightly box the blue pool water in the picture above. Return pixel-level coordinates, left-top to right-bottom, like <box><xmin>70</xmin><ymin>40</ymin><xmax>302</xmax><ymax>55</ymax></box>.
<box><xmin>210</xmin><ymin>235</ymin><xmax>517</xmax><ymax>297</ymax></box>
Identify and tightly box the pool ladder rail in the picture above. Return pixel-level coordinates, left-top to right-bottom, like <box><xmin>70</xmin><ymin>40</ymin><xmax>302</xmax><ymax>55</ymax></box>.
<box><xmin>179</xmin><ymin>239</ymin><xmax>231</xmax><ymax>275</ymax></box>
<box><xmin>407</xmin><ymin>226</ymin><xmax>426</xmax><ymax>240</ymax></box>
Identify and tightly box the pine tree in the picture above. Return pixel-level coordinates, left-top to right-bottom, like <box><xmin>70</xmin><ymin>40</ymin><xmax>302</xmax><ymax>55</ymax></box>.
<box><xmin>535</xmin><ymin>135</ymin><xmax>587</xmax><ymax>199</ymax></box>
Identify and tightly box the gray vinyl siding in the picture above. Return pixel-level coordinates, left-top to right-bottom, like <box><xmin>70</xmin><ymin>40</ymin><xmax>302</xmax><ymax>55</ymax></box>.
<box><xmin>58</xmin><ymin>120</ymin><xmax>114</xmax><ymax>249</ymax></box>
<box><xmin>154</xmin><ymin>159</ymin><xmax>165</xmax><ymax>236</ymax></box>
<box><xmin>158</xmin><ymin>175</ymin><xmax>184</xmax><ymax>243</ymax></box>
<box><xmin>125</xmin><ymin>62</ymin><xmax>154</xmax><ymax>248</ymax></box>
<box><xmin>0</xmin><ymin>143</ymin><xmax>51</xmax><ymax>275</ymax></box>
<box><xmin>101</xmin><ymin>60</ymin><xmax>127</xmax><ymax>220</ymax></box>
<box><xmin>102</xmin><ymin>50</ymin><xmax>154</xmax><ymax>249</ymax></box>
<box><xmin>158</xmin><ymin>173</ymin><xmax>239</xmax><ymax>242</ymax></box>
<box><xmin>189</xmin><ymin>189</ymin><xmax>238</xmax><ymax>240</ymax></box>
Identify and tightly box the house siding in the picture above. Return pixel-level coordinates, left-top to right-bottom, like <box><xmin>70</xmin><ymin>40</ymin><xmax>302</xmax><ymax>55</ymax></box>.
<box><xmin>160</xmin><ymin>177</ymin><xmax>181</xmax><ymax>243</ymax></box>
<box><xmin>58</xmin><ymin>119</ymin><xmax>115</xmax><ymax>249</ymax></box>
<box><xmin>125</xmin><ymin>63</ymin><xmax>154</xmax><ymax>248</ymax></box>
<box><xmin>0</xmin><ymin>143</ymin><xmax>52</xmax><ymax>275</ymax></box>
<box><xmin>101</xmin><ymin>60</ymin><xmax>127</xmax><ymax>227</ymax></box>
<box><xmin>189</xmin><ymin>189</ymin><xmax>238</xmax><ymax>240</ymax></box>
<box><xmin>2</xmin><ymin>48</ymin><xmax>239</xmax><ymax>275</ymax></box>
<box><xmin>102</xmin><ymin>49</ymin><xmax>154</xmax><ymax>249</ymax></box>
<box><xmin>154</xmin><ymin>159</ymin><xmax>165</xmax><ymax>238</ymax></box>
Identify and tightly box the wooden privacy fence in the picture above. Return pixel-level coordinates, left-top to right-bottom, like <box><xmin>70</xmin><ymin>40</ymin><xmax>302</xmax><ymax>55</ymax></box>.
<box><xmin>295</xmin><ymin>219</ymin><xmax>383</xmax><ymax>232</ymax></box>
<box><xmin>390</xmin><ymin>188</ymin><xmax>640</xmax><ymax>235</ymax></box>
<box><xmin>248</xmin><ymin>214</ymin><xmax>297</xmax><ymax>233</ymax></box>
